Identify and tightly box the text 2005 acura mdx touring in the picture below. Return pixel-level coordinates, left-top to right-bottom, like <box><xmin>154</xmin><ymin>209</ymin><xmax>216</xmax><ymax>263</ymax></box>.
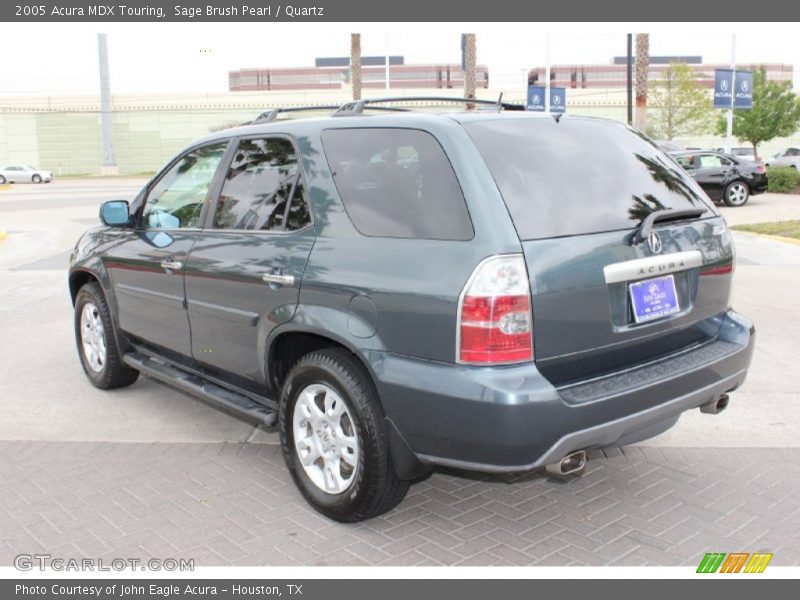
<box><xmin>69</xmin><ymin>99</ymin><xmax>755</xmax><ymax>522</ymax></box>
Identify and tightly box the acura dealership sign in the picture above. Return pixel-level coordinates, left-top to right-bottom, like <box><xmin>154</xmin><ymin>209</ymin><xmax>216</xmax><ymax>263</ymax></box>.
<box><xmin>714</xmin><ymin>69</ymin><xmax>753</xmax><ymax>110</ymax></box>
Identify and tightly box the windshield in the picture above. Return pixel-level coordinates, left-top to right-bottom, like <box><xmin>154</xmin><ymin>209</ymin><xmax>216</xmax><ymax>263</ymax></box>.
<box><xmin>464</xmin><ymin>118</ymin><xmax>713</xmax><ymax>240</ymax></box>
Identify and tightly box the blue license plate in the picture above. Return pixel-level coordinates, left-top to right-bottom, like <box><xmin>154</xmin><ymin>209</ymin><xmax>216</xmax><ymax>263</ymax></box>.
<box><xmin>629</xmin><ymin>275</ymin><xmax>680</xmax><ymax>324</ymax></box>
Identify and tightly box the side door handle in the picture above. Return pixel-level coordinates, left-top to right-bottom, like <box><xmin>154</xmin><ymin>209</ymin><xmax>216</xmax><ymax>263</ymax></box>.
<box><xmin>262</xmin><ymin>273</ymin><xmax>295</xmax><ymax>287</ymax></box>
<box><xmin>160</xmin><ymin>260</ymin><xmax>183</xmax><ymax>271</ymax></box>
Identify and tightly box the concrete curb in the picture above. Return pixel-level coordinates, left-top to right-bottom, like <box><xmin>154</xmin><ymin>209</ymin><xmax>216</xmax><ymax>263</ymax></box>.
<box><xmin>733</xmin><ymin>230</ymin><xmax>800</xmax><ymax>246</ymax></box>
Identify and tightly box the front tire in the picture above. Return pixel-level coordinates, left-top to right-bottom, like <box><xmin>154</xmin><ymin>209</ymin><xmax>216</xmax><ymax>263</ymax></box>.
<box><xmin>279</xmin><ymin>349</ymin><xmax>409</xmax><ymax>522</ymax></box>
<box><xmin>32</xmin><ymin>174</ymin><xmax>42</xmax><ymax>184</ymax></box>
<box><xmin>723</xmin><ymin>181</ymin><xmax>750</xmax><ymax>207</ymax></box>
<box><xmin>74</xmin><ymin>282</ymin><xmax>139</xmax><ymax>389</ymax></box>
<box><xmin>0</xmin><ymin>175</ymin><xmax>5</xmax><ymax>184</ymax></box>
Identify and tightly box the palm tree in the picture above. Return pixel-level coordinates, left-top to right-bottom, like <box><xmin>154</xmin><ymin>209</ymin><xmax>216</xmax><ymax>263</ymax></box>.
<box><xmin>635</xmin><ymin>33</ymin><xmax>649</xmax><ymax>131</ymax></box>
<box><xmin>351</xmin><ymin>34</ymin><xmax>362</xmax><ymax>101</ymax></box>
<box><xmin>463</xmin><ymin>33</ymin><xmax>476</xmax><ymax>109</ymax></box>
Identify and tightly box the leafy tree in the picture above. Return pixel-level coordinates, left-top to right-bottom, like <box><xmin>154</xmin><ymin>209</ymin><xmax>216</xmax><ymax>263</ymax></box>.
<box><xmin>716</xmin><ymin>68</ymin><xmax>800</xmax><ymax>158</ymax></box>
<box><xmin>648</xmin><ymin>63</ymin><xmax>713</xmax><ymax>140</ymax></box>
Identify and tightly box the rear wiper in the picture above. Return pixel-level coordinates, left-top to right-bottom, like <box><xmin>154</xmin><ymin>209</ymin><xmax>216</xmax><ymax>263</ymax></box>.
<box><xmin>633</xmin><ymin>208</ymin><xmax>708</xmax><ymax>244</ymax></box>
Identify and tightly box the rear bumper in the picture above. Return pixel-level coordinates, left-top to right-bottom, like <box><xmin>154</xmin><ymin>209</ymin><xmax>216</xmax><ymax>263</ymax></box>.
<box><xmin>751</xmin><ymin>175</ymin><xmax>768</xmax><ymax>194</ymax></box>
<box><xmin>370</xmin><ymin>310</ymin><xmax>755</xmax><ymax>473</ymax></box>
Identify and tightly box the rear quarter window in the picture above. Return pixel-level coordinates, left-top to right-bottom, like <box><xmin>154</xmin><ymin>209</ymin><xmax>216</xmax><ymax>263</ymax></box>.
<box><xmin>321</xmin><ymin>128</ymin><xmax>473</xmax><ymax>241</ymax></box>
<box><xmin>464</xmin><ymin>118</ymin><xmax>712</xmax><ymax>240</ymax></box>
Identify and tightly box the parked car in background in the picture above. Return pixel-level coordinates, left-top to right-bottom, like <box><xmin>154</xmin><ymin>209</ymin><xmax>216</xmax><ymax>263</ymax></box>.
<box><xmin>673</xmin><ymin>151</ymin><xmax>767</xmax><ymax>206</ymax></box>
<box><xmin>0</xmin><ymin>165</ymin><xmax>54</xmax><ymax>184</ymax></box>
<box><xmin>766</xmin><ymin>147</ymin><xmax>800</xmax><ymax>169</ymax></box>
<box><xmin>657</xmin><ymin>140</ymin><xmax>686</xmax><ymax>153</ymax></box>
<box><xmin>68</xmin><ymin>102</ymin><xmax>755</xmax><ymax>521</ymax></box>
<box><xmin>713</xmin><ymin>147</ymin><xmax>758</xmax><ymax>162</ymax></box>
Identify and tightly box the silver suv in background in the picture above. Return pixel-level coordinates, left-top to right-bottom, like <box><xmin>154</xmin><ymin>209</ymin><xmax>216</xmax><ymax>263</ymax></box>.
<box><xmin>713</xmin><ymin>147</ymin><xmax>758</xmax><ymax>162</ymax></box>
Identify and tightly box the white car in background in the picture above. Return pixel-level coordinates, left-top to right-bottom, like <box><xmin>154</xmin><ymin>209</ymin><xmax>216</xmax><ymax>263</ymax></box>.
<box><xmin>713</xmin><ymin>147</ymin><xmax>759</xmax><ymax>162</ymax></box>
<box><xmin>766</xmin><ymin>147</ymin><xmax>800</xmax><ymax>169</ymax></box>
<box><xmin>0</xmin><ymin>165</ymin><xmax>54</xmax><ymax>184</ymax></box>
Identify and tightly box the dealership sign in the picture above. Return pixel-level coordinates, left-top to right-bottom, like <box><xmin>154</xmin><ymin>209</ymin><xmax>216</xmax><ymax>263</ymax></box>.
<box><xmin>527</xmin><ymin>86</ymin><xmax>566</xmax><ymax>113</ymax></box>
<box><xmin>713</xmin><ymin>69</ymin><xmax>753</xmax><ymax>110</ymax></box>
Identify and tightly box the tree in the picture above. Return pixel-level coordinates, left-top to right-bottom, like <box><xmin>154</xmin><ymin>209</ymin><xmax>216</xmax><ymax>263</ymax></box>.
<box><xmin>649</xmin><ymin>63</ymin><xmax>714</xmax><ymax>140</ymax></box>
<box><xmin>716</xmin><ymin>68</ymin><xmax>800</xmax><ymax>158</ymax></box>
<box><xmin>634</xmin><ymin>33</ymin><xmax>649</xmax><ymax>131</ymax></box>
<box><xmin>350</xmin><ymin>34</ymin><xmax>361</xmax><ymax>101</ymax></box>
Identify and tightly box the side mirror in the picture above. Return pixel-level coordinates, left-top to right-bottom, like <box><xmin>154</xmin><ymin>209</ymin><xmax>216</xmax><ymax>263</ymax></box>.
<box><xmin>99</xmin><ymin>200</ymin><xmax>130</xmax><ymax>227</ymax></box>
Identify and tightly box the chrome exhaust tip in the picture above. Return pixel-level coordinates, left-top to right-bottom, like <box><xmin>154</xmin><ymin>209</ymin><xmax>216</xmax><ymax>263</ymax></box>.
<box><xmin>700</xmin><ymin>393</ymin><xmax>730</xmax><ymax>415</ymax></box>
<box><xmin>545</xmin><ymin>450</ymin><xmax>587</xmax><ymax>480</ymax></box>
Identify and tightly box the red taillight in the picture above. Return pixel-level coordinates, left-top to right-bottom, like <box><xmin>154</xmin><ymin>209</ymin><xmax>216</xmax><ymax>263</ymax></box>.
<box><xmin>457</xmin><ymin>255</ymin><xmax>533</xmax><ymax>365</ymax></box>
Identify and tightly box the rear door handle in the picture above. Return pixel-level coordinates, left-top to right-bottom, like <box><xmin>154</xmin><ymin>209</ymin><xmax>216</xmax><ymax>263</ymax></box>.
<box><xmin>160</xmin><ymin>260</ymin><xmax>183</xmax><ymax>270</ymax></box>
<box><xmin>262</xmin><ymin>273</ymin><xmax>295</xmax><ymax>287</ymax></box>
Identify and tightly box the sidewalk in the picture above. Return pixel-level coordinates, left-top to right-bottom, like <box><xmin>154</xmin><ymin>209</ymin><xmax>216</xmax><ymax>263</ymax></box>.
<box><xmin>1</xmin><ymin>442</ymin><xmax>798</xmax><ymax>567</ymax></box>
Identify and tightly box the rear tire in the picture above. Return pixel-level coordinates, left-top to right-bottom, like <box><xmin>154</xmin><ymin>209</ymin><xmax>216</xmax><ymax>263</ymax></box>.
<box><xmin>279</xmin><ymin>348</ymin><xmax>409</xmax><ymax>522</ymax></box>
<box><xmin>32</xmin><ymin>174</ymin><xmax>42</xmax><ymax>184</ymax></box>
<box><xmin>0</xmin><ymin>175</ymin><xmax>5</xmax><ymax>184</ymax></box>
<box><xmin>74</xmin><ymin>282</ymin><xmax>139</xmax><ymax>389</ymax></box>
<box><xmin>723</xmin><ymin>181</ymin><xmax>750</xmax><ymax>207</ymax></box>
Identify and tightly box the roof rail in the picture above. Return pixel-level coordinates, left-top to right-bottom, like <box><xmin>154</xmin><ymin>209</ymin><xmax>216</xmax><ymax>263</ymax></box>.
<box><xmin>249</xmin><ymin>95</ymin><xmax>526</xmax><ymax>124</ymax></box>
<box><xmin>332</xmin><ymin>95</ymin><xmax>525</xmax><ymax>117</ymax></box>
<box><xmin>251</xmin><ymin>105</ymin><xmax>342</xmax><ymax>124</ymax></box>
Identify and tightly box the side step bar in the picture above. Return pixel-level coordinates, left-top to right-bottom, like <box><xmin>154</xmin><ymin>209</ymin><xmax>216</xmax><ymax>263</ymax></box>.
<box><xmin>122</xmin><ymin>352</ymin><xmax>278</xmax><ymax>429</ymax></box>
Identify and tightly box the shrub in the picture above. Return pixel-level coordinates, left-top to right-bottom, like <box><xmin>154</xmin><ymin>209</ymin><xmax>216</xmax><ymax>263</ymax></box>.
<box><xmin>767</xmin><ymin>166</ymin><xmax>800</xmax><ymax>193</ymax></box>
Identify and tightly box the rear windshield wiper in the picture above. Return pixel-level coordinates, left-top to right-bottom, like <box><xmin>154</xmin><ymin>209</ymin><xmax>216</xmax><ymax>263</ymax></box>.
<box><xmin>634</xmin><ymin>207</ymin><xmax>708</xmax><ymax>244</ymax></box>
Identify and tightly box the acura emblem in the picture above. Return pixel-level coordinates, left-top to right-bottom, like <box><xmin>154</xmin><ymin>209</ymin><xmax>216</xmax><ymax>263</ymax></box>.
<box><xmin>647</xmin><ymin>232</ymin><xmax>663</xmax><ymax>254</ymax></box>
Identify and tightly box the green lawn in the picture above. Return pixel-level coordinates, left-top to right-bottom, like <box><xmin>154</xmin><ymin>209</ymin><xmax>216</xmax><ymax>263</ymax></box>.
<box><xmin>732</xmin><ymin>220</ymin><xmax>800</xmax><ymax>240</ymax></box>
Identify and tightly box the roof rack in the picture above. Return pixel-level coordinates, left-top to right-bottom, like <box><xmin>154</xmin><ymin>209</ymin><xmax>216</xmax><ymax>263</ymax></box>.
<box><xmin>251</xmin><ymin>105</ymin><xmax>342</xmax><ymax>124</ymax></box>
<box><xmin>249</xmin><ymin>95</ymin><xmax>526</xmax><ymax>124</ymax></box>
<box><xmin>331</xmin><ymin>95</ymin><xmax>525</xmax><ymax>117</ymax></box>
<box><xmin>250</xmin><ymin>103</ymin><xmax>412</xmax><ymax>124</ymax></box>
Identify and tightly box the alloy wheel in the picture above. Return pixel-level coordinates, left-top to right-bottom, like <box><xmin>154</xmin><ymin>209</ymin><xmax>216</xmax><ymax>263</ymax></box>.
<box><xmin>292</xmin><ymin>383</ymin><xmax>359</xmax><ymax>494</ymax></box>
<box><xmin>80</xmin><ymin>302</ymin><xmax>107</xmax><ymax>373</ymax></box>
<box><xmin>727</xmin><ymin>183</ymin><xmax>748</xmax><ymax>206</ymax></box>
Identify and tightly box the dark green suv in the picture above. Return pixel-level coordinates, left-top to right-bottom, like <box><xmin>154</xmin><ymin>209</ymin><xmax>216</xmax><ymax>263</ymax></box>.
<box><xmin>69</xmin><ymin>99</ymin><xmax>755</xmax><ymax>522</ymax></box>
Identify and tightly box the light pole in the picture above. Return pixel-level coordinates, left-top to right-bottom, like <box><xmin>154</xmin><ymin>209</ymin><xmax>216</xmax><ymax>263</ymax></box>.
<box><xmin>725</xmin><ymin>34</ymin><xmax>737</xmax><ymax>154</ymax></box>
<box><xmin>97</xmin><ymin>33</ymin><xmax>117</xmax><ymax>175</ymax></box>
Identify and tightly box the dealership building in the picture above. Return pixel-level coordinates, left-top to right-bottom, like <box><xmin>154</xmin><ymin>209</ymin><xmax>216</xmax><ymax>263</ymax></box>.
<box><xmin>229</xmin><ymin>56</ymin><xmax>491</xmax><ymax>92</ymax></box>
<box><xmin>527</xmin><ymin>56</ymin><xmax>793</xmax><ymax>89</ymax></box>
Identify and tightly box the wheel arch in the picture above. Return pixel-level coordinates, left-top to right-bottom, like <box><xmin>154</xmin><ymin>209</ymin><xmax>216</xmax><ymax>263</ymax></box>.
<box><xmin>69</xmin><ymin>269</ymin><xmax>101</xmax><ymax>305</ymax></box>
<box><xmin>266</xmin><ymin>327</ymin><xmax>376</xmax><ymax>399</ymax></box>
<box><xmin>269</xmin><ymin>326</ymin><xmax>430</xmax><ymax>481</ymax></box>
<box><xmin>69</xmin><ymin>267</ymin><xmax>130</xmax><ymax>357</ymax></box>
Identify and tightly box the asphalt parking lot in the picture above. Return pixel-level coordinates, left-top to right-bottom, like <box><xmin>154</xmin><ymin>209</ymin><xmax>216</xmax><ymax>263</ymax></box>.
<box><xmin>1</xmin><ymin>179</ymin><xmax>799</xmax><ymax>566</ymax></box>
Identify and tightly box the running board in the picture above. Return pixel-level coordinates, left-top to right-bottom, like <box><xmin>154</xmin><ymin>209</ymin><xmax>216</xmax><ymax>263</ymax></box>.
<box><xmin>122</xmin><ymin>352</ymin><xmax>278</xmax><ymax>429</ymax></box>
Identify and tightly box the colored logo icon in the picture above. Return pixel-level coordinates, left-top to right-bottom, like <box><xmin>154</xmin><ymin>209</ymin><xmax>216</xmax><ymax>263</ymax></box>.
<box><xmin>696</xmin><ymin>552</ymin><xmax>773</xmax><ymax>573</ymax></box>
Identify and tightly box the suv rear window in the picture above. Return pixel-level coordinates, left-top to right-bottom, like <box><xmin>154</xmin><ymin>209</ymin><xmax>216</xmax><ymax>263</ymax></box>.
<box><xmin>464</xmin><ymin>118</ymin><xmax>711</xmax><ymax>240</ymax></box>
<box><xmin>322</xmin><ymin>128</ymin><xmax>473</xmax><ymax>240</ymax></box>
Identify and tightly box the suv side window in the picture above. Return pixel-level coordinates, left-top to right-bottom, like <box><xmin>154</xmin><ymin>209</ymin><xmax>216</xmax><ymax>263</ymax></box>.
<box><xmin>321</xmin><ymin>128</ymin><xmax>473</xmax><ymax>240</ymax></box>
<box><xmin>676</xmin><ymin>155</ymin><xmax>695</xmax><ymax>170</ymax></box>
<box><xmin>213</xmin><ymin>137</ymin><xmax>299</xmax><ymax>231</ymax></box>
<box><xmin>142</xmin><ymin>142</ymin><xmax>228</xmax><ymax>229</ymax></box>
